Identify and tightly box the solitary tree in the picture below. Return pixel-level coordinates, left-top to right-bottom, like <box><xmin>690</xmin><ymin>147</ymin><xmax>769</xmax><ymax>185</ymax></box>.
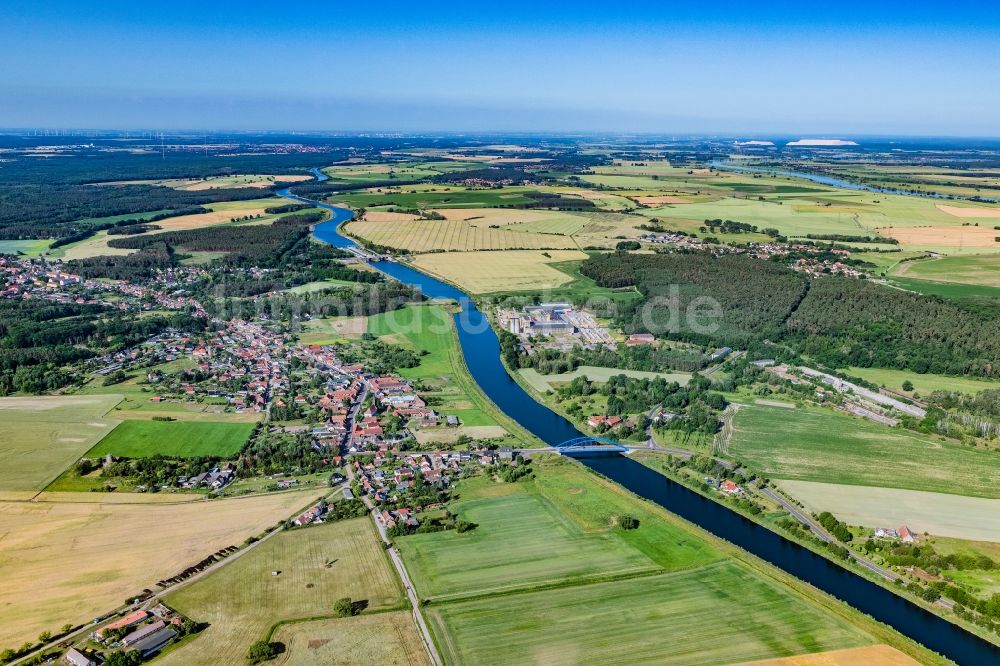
<box><xmin>902</xmin><ymin>380</ymin><xmax>914</xmax><ymax>392</ymax></box>
<box><xmin>333</xmin><ymin>597</ymin><xmax>355</xmax><ymax>618</ymax></box>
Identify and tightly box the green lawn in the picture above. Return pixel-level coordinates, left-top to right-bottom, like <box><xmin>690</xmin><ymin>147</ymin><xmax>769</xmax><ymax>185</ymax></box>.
<box><xmin>86</xmin><ymin>419</ymin><xmax>254</xmax><ymax>458</ymax></box>
<box><xmin>728</xmin><ymin>404</ymin><xmax>1000</xmax><ymax>498</ymax></box>
<box><xmin>845</xmin><ymin>366</ymin><xmax>1000</xmax><ymax>396</ymax></box>
<box><xmin>426</xmin><ymin>561</ymin><xmax>874</xmax><ymax>666</ymax></box>
<box><xmin>367</xmin><ymin>304</ymin><xmax>499</xmax><ymax>428</ymax></box>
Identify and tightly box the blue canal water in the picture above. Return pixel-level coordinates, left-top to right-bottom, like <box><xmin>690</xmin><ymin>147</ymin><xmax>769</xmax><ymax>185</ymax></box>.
<box><xmin>709</xmin><ymin>161</ymin><xmax>999</xmax><ymax>203</ymax></box>
<box><xmin>280</xmin><ymin>176</ymin><xmax>1000</xmax><ymax>665</ymax></box>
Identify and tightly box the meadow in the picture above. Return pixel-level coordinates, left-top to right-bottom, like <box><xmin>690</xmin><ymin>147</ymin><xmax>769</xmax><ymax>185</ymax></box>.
<box><xmin>333</xmin><ymin>185</ymin><xmax>542</xmax><ymax>210</ymax></box>
<box><xmin>0</xmin><ymin>394</ymin><xmax>122</xmax><ymax>498</ymax></box>
<box><xmin>160</xmin><ymin>517</ymin><xmax>404</xmax><ymax>666</ymax></box>
<box><xmin>886</xmin><ymin>275</ymin><xmax>1000</xmax><ymax>300</ymax></box>
<box><xmin>0</xmin><ymin>238</ymin><xmax>51</xmax><ymax>255</ymax></box>
<box><xmin>270</xmin><ymin>611</ymin><xmax>429</xmax><ymax>666</ymax></box>
<box><xmin>298</xmin><ymin>314</ymin><xmax>368</xmax><ymax>344</ymax></box>
<box><xmin>519</xmin><ymin>366</ymin><xmax>691</xmax><ymax>393</ymax></box>
<box><xmin>425</xmin><ymin>561</ymin><xmax>875</xmax><ymax>666</ymax></box>
<box><xmin>777</xmin><ymin>480</ymin><xmax>1000</xmax><ymax>542</ymax></box>
<box><xmin>408</xmin><ymin>250</ymin><xmax>587</xmax><ymax>294</ymax></box>
<box><xmin>85</xmin><ymin>419</ymin><xmax>254</xmax><ymax>458</ymax></box>
<box><xmin>0</xmin><ymin>489</ymin><xmax>325</xmax><ymax>651</ymax></box>
<box><xmin>398</xmin><ymin>457</ymin><xmax>720</xmax><ymax>600</ymax></box>
<box><xmin>844</xmin><ymin>366</ymin><xmax>1000</xmax><ymax>395</ymax></box>
<box><xmin>728</xmin><ymin>404</ymin><xmax>1000</xmax><ymax>498</ymax></box>
<box><xmin>895</xmin><ymin>253</ymin><xmax>1000</xmax><ymax>288</ymax></box>
<box><xmin>406</xmin><ymin>457</ymin><xmax>886</xmax><ymax>666</ymax></box>
<box><xmin>367</xmin><ymin>304</ymin><xmax>502</xmax><ymax>429</ymax></box>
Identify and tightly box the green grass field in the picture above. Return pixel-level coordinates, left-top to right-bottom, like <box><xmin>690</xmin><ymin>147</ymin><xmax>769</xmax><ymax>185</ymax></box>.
<box><xmin>896</xmin><ymin>253</ymin><xmax>1000</xmax><ymax>288</ymax></box>
<box><xmin>0</xmin><ymin>239</ymin><xmax>52</xmax><ymax>256</ymax></box>
<box><xmin>161</xmin><ymin>518</ymin><xmax>405</xmax><ymax>666</ymax></box>
<box><xmin>426</xmin><ymin>561</ymin><xmax>874</xmax><ymax>666</ymax></box>
<box><xmin>399</xmin><ymin>483</ymin><xmax>659</xmax><ymax>600</ymax></box>
<box><xmin>844</xmin><ymin>366</ymin><xmax>1000</xmax><ymax>396</ymax></box>
<box><xmin>0</xmin><ymin>395</ymin><xmax>122</xmax><ymax>497</ymax></box>
<box><xmin>728</xmin><ymin>404</ymin><xmax>1000</xmax><ymax>498</ymax></box>
<box><xmin>412</xmin><ymin>456</ymin><xmax>879</xmax><ymax>665</ymax></box>
<box><xmin>86</xmin><ymin>419</ymin><xmax>254</xmax><ymax>458</ymax></box>
<box><xmin>887</xmin><ymin>275</ymin><xmax>1000</xmax><ymax>300</ymax></box>
<box><xmin>398</xmin><ymin>458</ymin><xmax>720</xmax><ymax>601</ymax></box>
<box><xmin>367</xmin><ymin>304</ymin><xmax>500</xmax><ymax>428</ymax></box>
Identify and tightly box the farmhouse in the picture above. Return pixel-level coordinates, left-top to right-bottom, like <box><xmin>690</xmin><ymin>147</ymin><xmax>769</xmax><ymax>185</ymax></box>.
<box><xmin>626</xmin><ymin>333</ymin><xmax>655</xmax><ymax>346</ymax></box>
<box><xmin>719</xmin><ymin>480</ymin><xmax>742</xmax><ymax>495</ymax></box>
<box><xmin>62</xmin><ymin>648</ymin><xmax>96</xmax><ymax>666</ymax></box>
<box><xmin>94</xmin><ymin>609</ymin><xmax>148</xmax><ymax>640</ymax></box>
<box><xmin>122</xmin><ymin>619</ymin><xmax>166</xmax><ymax>647</ymax></box>
<box><xmin>899</xmin><ymin>525</ymin><xmax>917</xmax><ymax>544</ymax></box>
<box><xmin>130</xmin><ymin>626</ymin><xmax>178</xmax><ymax>657</ymax></box>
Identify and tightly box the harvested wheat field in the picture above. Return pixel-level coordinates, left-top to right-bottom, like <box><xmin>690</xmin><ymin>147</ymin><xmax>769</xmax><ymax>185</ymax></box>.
<box><xmin>271</xmin><ymin>612</ymin><xmax>430</xmax><ymax>666</ymax></box>
<box><xmin>160</xmin><ymin>518</ymin><xmax>403</xmax><ymax>665</ymax></box>
<box><xmin>0</xmin><ymin>489</ymin><xmax>324</xmax><ymax>649</ymax></box>
<box><xmin>878</xmin><ymin>226</ymin><xmax>1000</xmax><ymax>249</ymax></box>
<box><xmin>344</xmin><ymin>218</ymin><xmax>578</xmax><ymax>252</ymax></box>
<box><xmin>630</xmin><ymin>195</ymin><xmax>693</xmax><ymax>205</ymax></box>
<box><xmin>433</xmin><ymin>207</ymin><xmax>581</xmax><ymax>226</ymax></box>
<box><xmin>363</xmin><ymin>210</ymin><xmax>422</xmax><ymax>222</ymax></box>
<box><xmin>936</xmin><ymin>204</ymin><xmax>1000</xmax><ymax>219</ymax></box>
<box><xmin>409</xmin><ymin>250</ymin><xmax>587</xmax><ymax>293</ymax></box>
<box><xmin>737</xmin><ymin>644</ymin><xmax>919</xmax><ymax>666</ymax></box>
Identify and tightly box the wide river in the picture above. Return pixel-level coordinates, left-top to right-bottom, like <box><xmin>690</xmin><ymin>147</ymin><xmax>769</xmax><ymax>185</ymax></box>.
<box><xmin>279</xmin><ymin>172</ymin><xmax>999</xmax><ymax>664</ymax></box>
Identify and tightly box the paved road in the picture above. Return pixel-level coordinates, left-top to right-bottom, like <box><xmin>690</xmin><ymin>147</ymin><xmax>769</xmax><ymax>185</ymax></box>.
<box><xmin>347</xmin><ymin>466</ymin><xmax>443</xmax><ymax>666</ymax></box>
<box><xmin>758</xmin><ymin>485</ymin><xmax>901</xmax><ymax>583</ymax></box>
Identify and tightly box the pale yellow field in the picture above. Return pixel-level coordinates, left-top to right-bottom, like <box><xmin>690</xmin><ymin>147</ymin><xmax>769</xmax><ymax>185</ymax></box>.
<box><xmin>60</xmin><ymin>230</ymin><xmax>137</xmax><ymax>260</ymax></box>
<box><xmin>0</xmin><ymin>394</ymin><xmax>122</xmax><ymax>495</ymax></box>
<box><xmin>0</xmin><ymin>489</ymin><xmax>325</xmax><ymax>649</ymax></box>
<box><xmin>59</xmin><ymin>198</ymin><xmax>288</xmax><ymax>259</ymax></box>
<box><xmin>936</xmin><ymin>204</ymin><xmax>1000</xmax><ymax>219</ymax></box>
<box><xmin>272</xmin><ymin>612</ymin><xmax>430</xmax><ymax>666</ymax></box>
<box><xmin>408</xmin><ymin>249</ymin><xmax>587</xmax><ymax>293</ymax></box>
<box><xmin>299</xmin><ymin>316</ymin><xmax>369</xmax><ymax>344</ymax></box>
<box><xmin>160</xmin><ymin>518</ymin><xmax>404</xmax><ymax>665</ymax></box>
<box><xmin>630</xmin><ymin>195</ymin><xmax>693</xmax><ymax>205</ymax></box>
<box><xmin>777</xmin><ymin>480</ymin><xmax>1000</xmax><ymax>541</ymax></box>
<box><xmin>878</xmin><ymin>226</ymin><xmax>1000</xmax><ymax>249</ymax></box>
<box><xmin>364</xmin><ymin>210</ymin><xmax>422</xmax><ymax>222</ymax></box>
<box><xmin>433</xmin><ymin>207</ymin><xmax>580</xmax><ymax>226</ymax></box>
<box><xmin>95</xmin><ymin>174</ymin><xmax>311</xmax><ymax>191</ymax></box>
<box><xmin>344</xmin><ymin>218</ymin><xmax>579</xmax><ymax>252</ymax></box>
<box><xmin>738</xmin><ymin>644</ymin><xmax>918</xmax><ymax>666</ymax></box>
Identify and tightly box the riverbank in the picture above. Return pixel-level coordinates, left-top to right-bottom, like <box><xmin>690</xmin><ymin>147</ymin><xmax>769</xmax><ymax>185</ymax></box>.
<box><xmin>288</xmin><ymin>177</ymin><xmax>1000</xmax><ymax>664</ymax></box>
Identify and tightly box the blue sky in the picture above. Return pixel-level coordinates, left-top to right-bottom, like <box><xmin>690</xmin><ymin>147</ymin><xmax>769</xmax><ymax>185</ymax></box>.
<box><xmin>2</xmin><ymin>1</ymin><xmax>999</xmax><ymax>135</ymax></box>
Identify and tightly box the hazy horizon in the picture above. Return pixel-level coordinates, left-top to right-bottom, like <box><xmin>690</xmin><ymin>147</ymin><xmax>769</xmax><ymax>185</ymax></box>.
<box><xmin>3</xmin><ymin>1</ymin><xmax>999</xmax><ymax>136</ymax></box>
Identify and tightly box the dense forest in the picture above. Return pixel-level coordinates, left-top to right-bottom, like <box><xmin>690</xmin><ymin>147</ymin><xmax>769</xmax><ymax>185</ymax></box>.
<box><xmin>0</xmin><ymin>149</ymin><xmax>340</xmax><ymax>240</ymax></box>
<box><xmin>0</xmin><ymin>300</ymin><xmax>203</xmax><ymax>394</ymax></box>
<box><xmin>581</xmin><ymin>251</ymin><xmax>1000</xmax><ymax>378</ymax></box>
